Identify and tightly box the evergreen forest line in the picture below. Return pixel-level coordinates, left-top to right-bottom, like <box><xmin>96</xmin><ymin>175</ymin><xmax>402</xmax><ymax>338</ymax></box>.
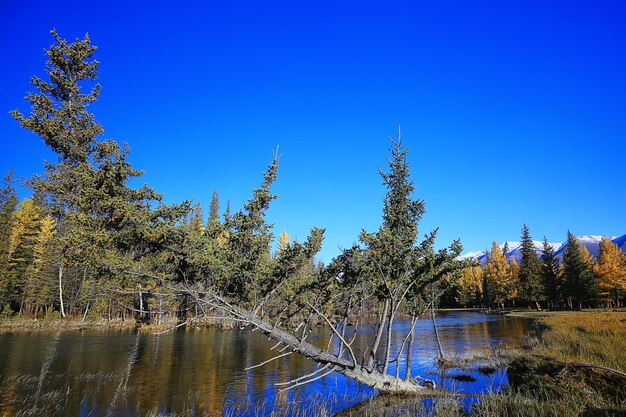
<box><xmin>450</xmin><ymin>228</ymin><xmax>626</xmax><ymax>310</ymax></box>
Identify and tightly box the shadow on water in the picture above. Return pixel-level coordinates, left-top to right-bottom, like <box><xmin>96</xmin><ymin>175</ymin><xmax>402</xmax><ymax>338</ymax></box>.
<box><xmin>0</xmin><ymin>311</ymin><xmax>533</xmax><ymax>416</ymax></box>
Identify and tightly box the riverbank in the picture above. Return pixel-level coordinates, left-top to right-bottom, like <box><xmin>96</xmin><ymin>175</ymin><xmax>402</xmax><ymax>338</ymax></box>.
<box><xmin>336</xmin><ymin>311</ymin><xmax>626</xmax><ymax>417</ymax></box>
<box><xmin>0</xmin><ymin>317</ymin><xmax>137</xmax><ymax>333</ymax></box>
<box><xmin>0</xmin><ymin>315</ymin><xmax>241</xmax><ymax>333</ymax></box>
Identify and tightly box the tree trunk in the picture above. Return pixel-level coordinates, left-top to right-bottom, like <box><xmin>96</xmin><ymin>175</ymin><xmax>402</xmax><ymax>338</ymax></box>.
<box><xmin>432</xmin><ymin>303</ymin><xmax>445</xmax><ymax>361</ymax></box>
<box><xmin>58</xmin><ymin>265</ymin><xmax>66</xmax><ymax>318</ymax></box>
<box><xmin>215</xmin><ymin>299</ymin><xmax>430</xmax><ymax>393</ymax></box>
<box><xmin>382</xmin><ymin>302</ymin><xmax>396</xmax><ymax>374</ymax></box>
<box><xmin>368</xmin><ymin>299</ymin><xmax>389</xmax><ymax>368</ymax></box>
<box><xmin>404</xmin><ymin>317</ymin><xmax>416</xmax><ymax>381</ymax></box>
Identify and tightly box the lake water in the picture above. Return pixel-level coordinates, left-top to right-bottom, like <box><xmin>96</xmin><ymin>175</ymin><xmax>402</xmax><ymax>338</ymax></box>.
<box><xmin>0</xmin><ymin>311</ymin><xmax>533</xmax><ymax>416</ymax></box>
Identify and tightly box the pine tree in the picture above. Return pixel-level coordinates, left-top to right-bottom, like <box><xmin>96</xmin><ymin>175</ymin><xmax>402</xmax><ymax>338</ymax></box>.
<box><xmin>359</xmin><ymin>137</ymin><xmax>425</xmax><ymax>301</ymax></box>
<box><xmin>209</xmin><ymin>190</ymin><xmax>219</xmax><ymax>224</ymax></box>
<box><xmin>205</xmin><ymin>190</ymin><xmax>223</xmax><ymax>240</ymax></box>
<box><xmin>562</xmin><ymin>231</ymin><xmax>596</xmax><ymax>309</ymax></box>
<box><xmin>11</xmin><ymin>30</ymin><xmax>190</xmax><ymax>318</ymax></box>
<box><xmin>518</xmin><ymin>224</ymin><xmax>543</xmax><ymax>308</ymax></box>
<box><xmin>540</xmin><ymin>237</ymin><xmax>560</xmax><ymax>309</ymax></box>
<box><xmin>225</xmin><ymin>154</ymin><xmax>279</xmax><ymax>300</ymax></box>
<box><xmin>0</xmin><ymin>171</ymin><xmax>18</xmax><ymax>308</ymax></box>
<box><xmin>594</xmin><ymin>237</ymin><xmax>625</xmax><ymax>307</ymax></box>
<box><xmin>357</xmin><ymin>133</ymin><xmax>463</xmax><ymax>372</ymax></box>
<box><xmin>189</xmin><ymin>203</ymin><xmax>204</xmax><ymax>236</ymax></box>
<box><xmin>502</xmin><ymin>242</ymin><xmax>510</xmax><ymax>261</ymax></box>
<box><xmin>508</xmin><ymin>258</ymin><xmax>520</xmax><ymax>303</ymax></box>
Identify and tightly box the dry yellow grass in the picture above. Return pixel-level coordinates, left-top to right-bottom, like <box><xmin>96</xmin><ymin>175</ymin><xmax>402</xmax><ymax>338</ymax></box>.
<box><xmin>529</xmin><ymin>311</ymin><xmax>626</xmax><ymax>372</ymax></box>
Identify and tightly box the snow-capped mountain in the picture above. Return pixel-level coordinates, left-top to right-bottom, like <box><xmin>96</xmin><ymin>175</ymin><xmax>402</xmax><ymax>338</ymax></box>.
<box><xmin>553</xmin><ymin>235</ymin><xmax>617</xmax><ymax>259</ymax></box>
<box><xmin>459</xmin><ymin>234</ymin><xmax>626</xmax><ymax>264</ymax></box>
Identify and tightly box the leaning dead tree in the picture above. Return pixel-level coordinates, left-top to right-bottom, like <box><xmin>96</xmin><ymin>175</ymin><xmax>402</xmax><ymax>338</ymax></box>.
<box><xmin>184</xmin><ymin>134</ymin><xmax>467</xmax><ymax>394</ymax></box>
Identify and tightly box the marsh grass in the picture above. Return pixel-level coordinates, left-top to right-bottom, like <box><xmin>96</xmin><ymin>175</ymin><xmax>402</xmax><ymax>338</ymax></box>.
<box><xmin>526</xmin><ymin>311</ymin><xmax>626</xmax><ymax>372</ymax></box>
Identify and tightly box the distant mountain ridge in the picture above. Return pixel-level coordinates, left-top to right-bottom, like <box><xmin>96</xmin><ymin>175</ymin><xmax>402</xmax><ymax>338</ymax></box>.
<box><xmin>459</xmin><ymin>234</ymin><xmax>626</xmax><ymax>264</ymax></box>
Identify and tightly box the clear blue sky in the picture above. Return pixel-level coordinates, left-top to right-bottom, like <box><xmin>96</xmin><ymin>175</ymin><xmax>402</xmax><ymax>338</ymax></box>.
<box><xmin>1</xmin><ymin>0</ymin><xmax>625</xmax><ymax>262</ymax></box>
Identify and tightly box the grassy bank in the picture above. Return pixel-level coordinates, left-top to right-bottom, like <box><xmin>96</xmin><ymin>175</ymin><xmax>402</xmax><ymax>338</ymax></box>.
<box><xmin>0</xmin><ymin>316</ymin><xmax>137</xmax><ymax>333</ymax></box>
<box><xmin>0</xmin><ymin>315</ymin><xmax>240</xmax><ymax>334</ymax></box>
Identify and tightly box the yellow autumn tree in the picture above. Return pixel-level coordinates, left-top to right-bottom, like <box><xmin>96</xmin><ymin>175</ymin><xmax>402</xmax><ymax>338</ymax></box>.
<box><xmin>483</xmin><ymin>241</ymin><xmax>511</xmax><ymax>309</ymax></box>
<box><xmin>457</xmin><ymin>266</ymin><xmax>483</xmax><ymax>307</ymax></box>
<box><xmin>5</xmin><ymin>199</ymin><xmax>41</xmax><ymax>311</ymax></box>
<box><xmin>594</xmin><ymin>237</ymin><xmax>626</xmax><ymax>307</ymax></box>
<box><xmin>277</xmin><ymin>231</ymin><xmax>290</xmax><ymax>253</ymax></box>
<box><xmin>24</xmin><ymin>215</ymin><xmax>57</xmax><ymax>315</ymax></box>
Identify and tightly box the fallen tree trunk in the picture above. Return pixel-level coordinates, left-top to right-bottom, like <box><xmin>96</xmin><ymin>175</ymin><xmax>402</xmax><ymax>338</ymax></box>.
<box><xmin>199</xmin><ymin>292</ymin><xmax>432</xmax><ymax>394</ymax></box>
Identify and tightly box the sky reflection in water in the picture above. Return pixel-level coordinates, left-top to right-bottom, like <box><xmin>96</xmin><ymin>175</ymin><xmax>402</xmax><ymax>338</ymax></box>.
<box><xmin>0</xmin><ymin>311</ymin><xmax>533</xmax><ymax>416</ymax></box>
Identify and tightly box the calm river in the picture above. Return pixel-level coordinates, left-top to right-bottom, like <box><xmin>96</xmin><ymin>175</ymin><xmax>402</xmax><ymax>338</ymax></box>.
<box><xmin>0</xmin><ymin>311</ymin><xmax>533</xmax><ymax>416</ymax></box>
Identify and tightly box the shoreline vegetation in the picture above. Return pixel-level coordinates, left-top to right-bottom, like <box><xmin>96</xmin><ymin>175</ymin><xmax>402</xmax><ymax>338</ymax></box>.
<box><xmin>336</xmin><ymin>310</ymin><xmax>626</xmax><ymax>417</ymax></box>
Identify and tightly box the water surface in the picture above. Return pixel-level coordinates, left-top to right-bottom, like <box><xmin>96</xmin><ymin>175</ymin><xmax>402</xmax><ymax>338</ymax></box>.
<box><xmin>0</xmin><ymin>311</ymin><xmax>533</xmax><ymax>416</ymax></box>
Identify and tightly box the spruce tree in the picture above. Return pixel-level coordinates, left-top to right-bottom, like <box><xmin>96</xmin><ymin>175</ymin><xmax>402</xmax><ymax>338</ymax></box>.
<box><xmin>518</xmin><ymin>224</ymin><xmax>543</xmax><ymax>308</ymax></box>
<box><xmin>0</xmin><ymin>171</ymin><xmax>18</xmax><ymax>308</ymax></box>
<box><xmin>358</xmin><ymin>134</ymin><xmax>463</xmax><ymax>371</ymax></box>
<box><xmin>11</xmin><ymin>30</ymin><xmax>190</xmax><ymax>317</ymax></box>
<box><xmin>225</xmin><ymin>155</ymin><xmax>279</xmax><ymax>300</ymax></box>
<box><xmin>562</xmin><ymin>231</ymin><xmax>596</xmax><ymax>309</ymax></box>
<box><xmin>540</xmin><ymin>237</ymin><xmax>560</xmax><ymax>309</ymax></box>
<box><xmin>502</xmin><ymin>242</ymin><xmax>509</xmax><ymax>261</ymax></box>
<box><xmin>206</xmin><ymin>190</ymin><xmax>222</xmax><ymax>240</ymax></box>
<box><xmin>209</xmin><ymin>190</ymin><xmax>220</xmax><ymax>224</ymax></box>
<box><xmin>508</xmin><ymin>258</ymin><xmax>520</xmax><ymax>303</ymax></box>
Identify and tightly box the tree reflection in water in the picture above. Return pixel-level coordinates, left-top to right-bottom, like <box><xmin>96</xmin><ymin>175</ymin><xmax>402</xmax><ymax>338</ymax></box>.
<box><xmin>0</xmin><ymin>311</ymin><xmax>533</xmax><ymax>416</ymax></box>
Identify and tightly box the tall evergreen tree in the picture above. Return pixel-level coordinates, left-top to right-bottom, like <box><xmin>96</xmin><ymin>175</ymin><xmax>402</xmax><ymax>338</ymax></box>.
<box><xmin>508</xmin><ymin>258</ymin><xmax>520</xmax><ymax>303</ymax></box>
<box><xmin>562</xmin><ymin>231</ymin><xmax>596</xmax><ymax>309</ymax></box>
<box><xmin>224</xmin><ymin>154</ymin><xmax>279</xmax><ymax>300</ymax></box>
<box><xmin>206</xmin><ymin>190</ymin><xmax>222</xmax><ymax>240</ymax></box>
<box><xmin>11</xmin><ymin>30</ymin><xmax>190</xmax><ymax>318</ymax></box>
<box><xmin>502</xmin><ymin>242</ymin><xmax>510</xmax><ymax>261</ymax></box>
<box><xmin>0</xmin><ymin>171</ymin><xmax>18</xmax><ymax>308</ymax></box>
<box><xmin>518</xmin><ymin>224</ymin><xmax>543</xmax><ymax>308</ymax></box>
<box><xmin>358</xmin><ymin>134</ymin><xmax>463</xmax><ymax>372</ymax></box>
<box><xmin>209</xmin><ymin>190</ymin><xmax>220</xmax><ymax>224</ymax></box>
<box><xmin>540</xmin><ymin>237</ymin><xmax>560</xmax><ymax>309</ymax></box>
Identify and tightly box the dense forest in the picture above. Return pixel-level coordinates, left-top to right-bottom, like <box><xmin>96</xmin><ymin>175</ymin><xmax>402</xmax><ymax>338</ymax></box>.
<box><xmin>1</xmin><ymin>31</ymin><xmax>625</xmax><ymax>328</ymax></box>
